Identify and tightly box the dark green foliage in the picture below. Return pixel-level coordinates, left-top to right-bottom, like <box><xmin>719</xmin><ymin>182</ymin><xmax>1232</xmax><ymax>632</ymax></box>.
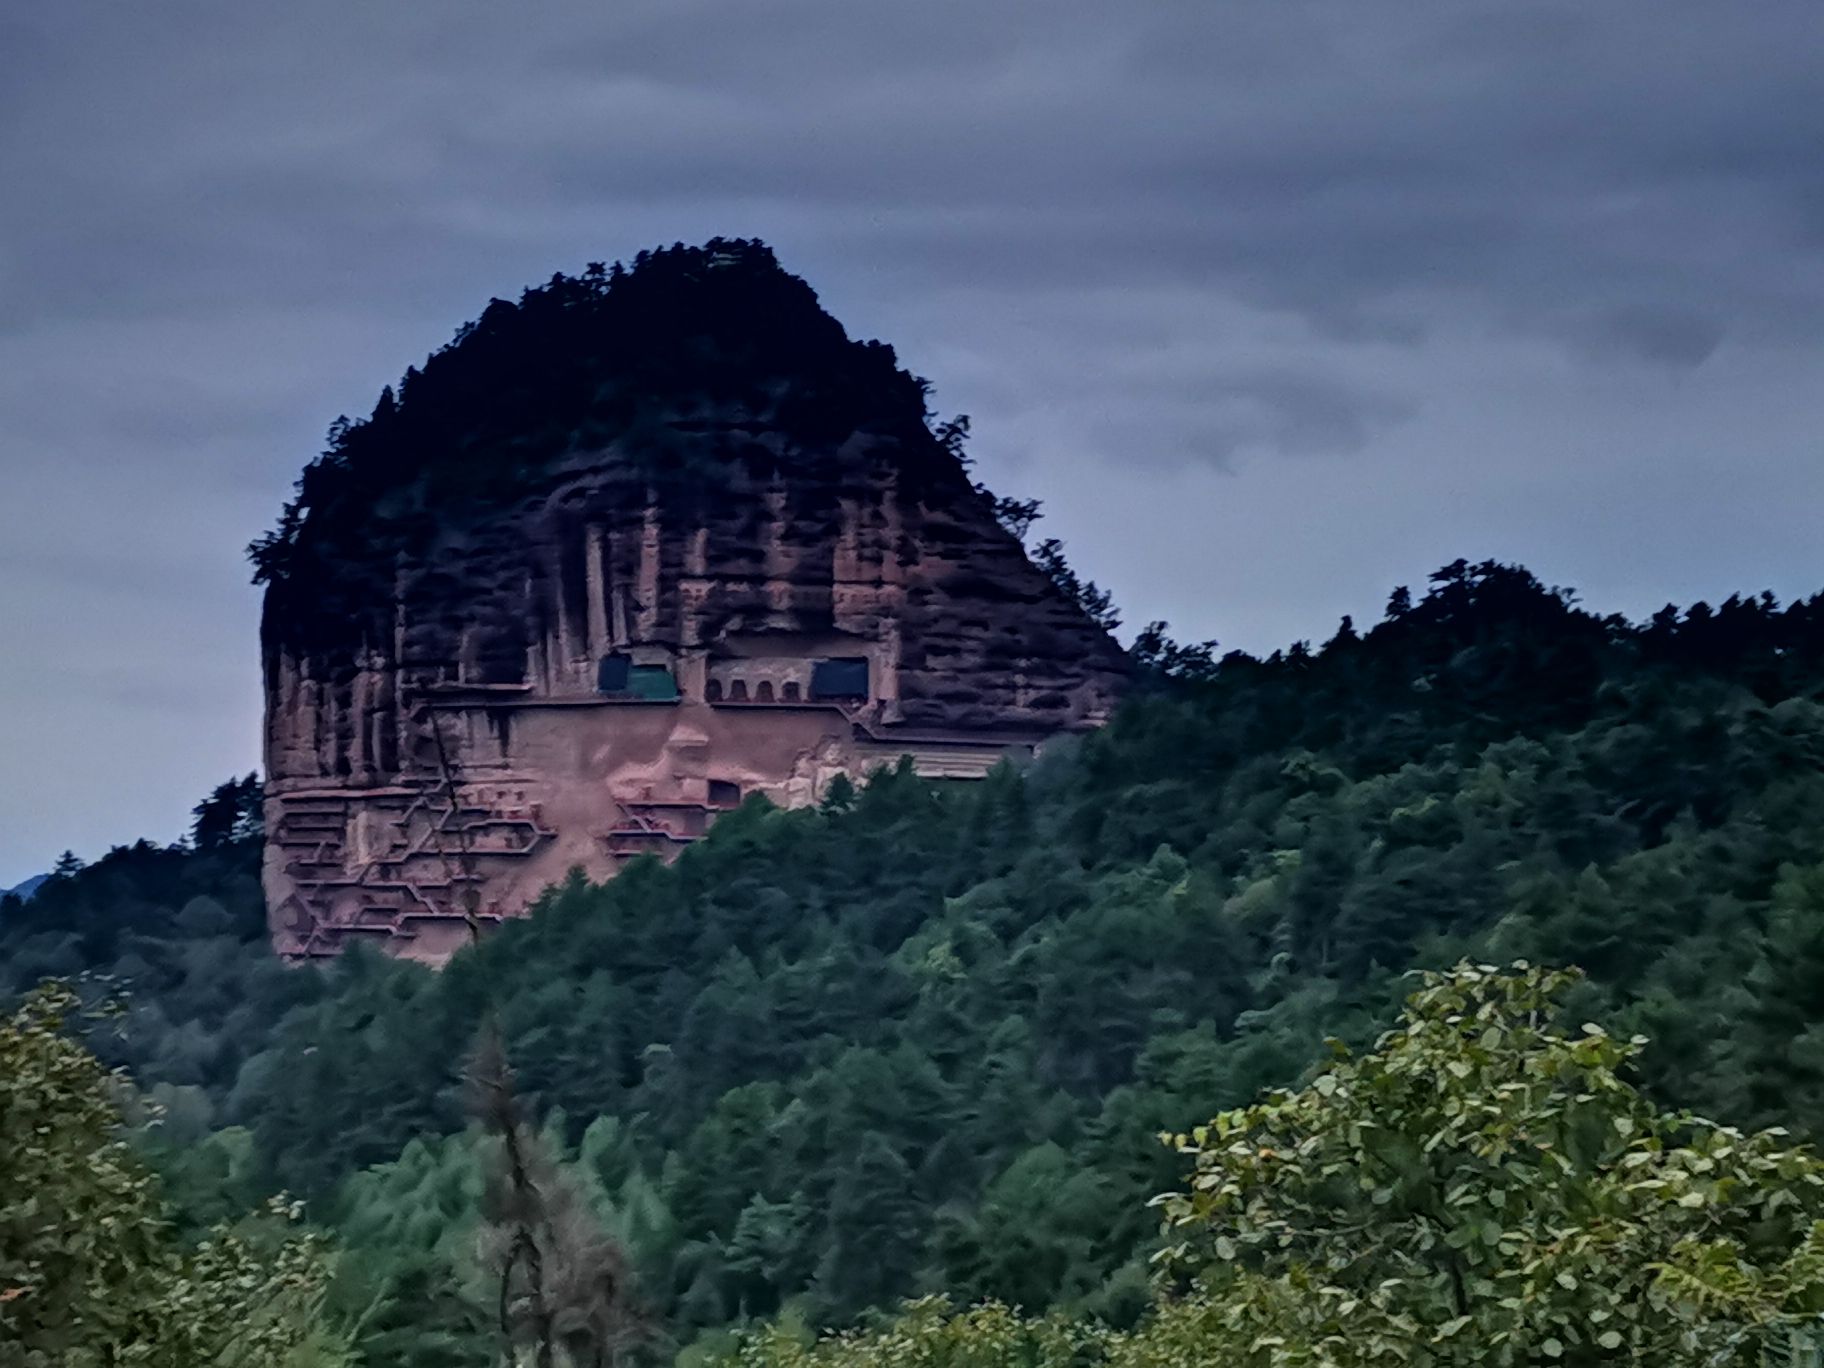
<box><xmin>191</xmin><ymin>772</ymin><xmax>264</xmax><ymax>849</ymax></box>
<box><xmin>729</xmin><ymin>966</ymin><xmax>1824</xmax><ymax>1368</ymax></box>
<box><xmin>16</xmin><ymin>562</ymin><xmax>1824</xmax><ymax>1360</ymax></box>
<box><xmin>1030</xmin><ymin>538</ymin><xmax>1121</xmax><ymax>634</ymax></box>
<box><xmin>1127</xmin><ymin>620</ymin><xmax>1221</xmax><ymax>683</ymax></box>
<box><xmin>249</xmin><ymin>241</ymin><xmax>941</xmax><ymax>594</ymax></box>
<box><xmin>0</xmin><ymin>829</ymin><xmax>327</xmax><ymax>1103</ymax></box>
<box><xmin>0</xmin><ymin>985</ymin><xmax>342</xmax><ymax>1365</ymax></box>
<box><xmin>1146</xmin><ymin>963</ymin><xmax>1824</xmax><ymax>1363</ymax></box>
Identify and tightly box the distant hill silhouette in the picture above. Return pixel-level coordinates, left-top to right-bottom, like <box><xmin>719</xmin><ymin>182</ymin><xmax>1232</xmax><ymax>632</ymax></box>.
<box><xmin>1</xmin><ymin>873</ymin><xmax>47</xmax><ymax>903</ymax></box>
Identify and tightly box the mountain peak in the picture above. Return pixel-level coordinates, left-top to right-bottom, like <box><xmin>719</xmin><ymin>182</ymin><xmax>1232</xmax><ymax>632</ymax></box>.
<box><xmin>251</xmin><ymin>238</ymin><xmax>930</xmax><ymax>590</ymax></box>
<box><xmin>255</xmin><ymin>242</ymin><xmax>1129</xmax><ymax>962</ymax></box>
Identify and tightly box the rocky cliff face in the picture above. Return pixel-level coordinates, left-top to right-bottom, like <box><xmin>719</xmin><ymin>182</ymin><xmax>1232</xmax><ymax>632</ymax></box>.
<box><xmin>258</xmin><ymin>240</ymin><xmax>1128</xmax><ymax>963</ymax></box>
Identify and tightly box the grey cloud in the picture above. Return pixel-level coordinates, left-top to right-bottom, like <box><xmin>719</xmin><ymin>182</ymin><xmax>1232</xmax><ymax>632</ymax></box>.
<box><xmin>11</xmin><ymin>0</ymin><xmax>1823</xmax><ymax>348</ymax></box>
<box><xmin>1575</xmin><ymin>305</ymin><xmax>1729</xmax><ymax>368</ymax></box>
<box><xmin>2</xmin><ymin>0</ymin><xmax>1823</xmax><ymax>879</ymax></box>
<box><xmin>1194</xmin><ymin>374</ymin><xmax>1419</xmax><ymax>464</ymax></box>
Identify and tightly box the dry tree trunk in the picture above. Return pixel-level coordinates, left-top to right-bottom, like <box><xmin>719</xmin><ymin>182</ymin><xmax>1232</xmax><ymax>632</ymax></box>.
<box><xmin>470</xmin><ymin>1028</ymin><xmax>558</xmax><ymax>1368</ymax></box>
<box><xmin>446</xmin><ymin>712</ymin><xmax>646</xmax><ymax>1368</ymax></box>
<box><xmin>468</xmin><ymin>1029</ymin><xmax>649</xmax><ymax>1368</ymax></box>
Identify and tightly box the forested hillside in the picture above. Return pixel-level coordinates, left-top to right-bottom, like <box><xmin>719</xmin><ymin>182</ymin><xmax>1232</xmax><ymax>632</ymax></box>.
<box><xmin>9</xmin><ymin>559</ymin><xmax>1824</xmax><ymax>1364</ymax></box>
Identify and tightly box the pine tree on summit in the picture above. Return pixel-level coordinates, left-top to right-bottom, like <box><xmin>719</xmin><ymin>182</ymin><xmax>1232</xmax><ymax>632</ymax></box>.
<box><xmin>1032</xmin><ymin>537</ymin><xmax>1120</xmax><ymax>633</ymax></box>
<box><xmin>190</xmin><ymin>772</ymin><xmax>263</xmax><ymax>849</ymax></box>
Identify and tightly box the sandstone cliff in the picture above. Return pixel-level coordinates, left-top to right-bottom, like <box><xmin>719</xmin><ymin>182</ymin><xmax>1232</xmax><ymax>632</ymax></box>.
<box><xmin>257</xmin><ymin>239</ymin><xmax>1128</xmax><ymax>962</ymax></box>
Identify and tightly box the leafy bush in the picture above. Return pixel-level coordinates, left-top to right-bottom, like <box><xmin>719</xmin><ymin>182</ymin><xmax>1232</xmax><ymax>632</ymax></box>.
<box><xmin>723</xmin><ymin>965</ymin><xmax>1824</xmax><ymax>1367</ymax></box>
<box><xmin>0</xmin><ymin>983</ymin><xmax>343</xmax><ymax>1366</ymax></box>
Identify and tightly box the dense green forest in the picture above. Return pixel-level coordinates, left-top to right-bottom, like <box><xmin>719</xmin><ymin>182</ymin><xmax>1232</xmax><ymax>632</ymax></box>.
<box><xmin>10</xmin><ymin>560</ymin><xmax>1824</xmax><ymax>1363</ymax></box>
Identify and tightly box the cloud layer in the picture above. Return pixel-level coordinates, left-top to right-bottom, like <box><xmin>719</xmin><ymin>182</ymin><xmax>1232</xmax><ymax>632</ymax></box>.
<box><xmin>2</xmin><ymin>0</ymin><xmax>1822</xmax><ymax>878</ymax></box>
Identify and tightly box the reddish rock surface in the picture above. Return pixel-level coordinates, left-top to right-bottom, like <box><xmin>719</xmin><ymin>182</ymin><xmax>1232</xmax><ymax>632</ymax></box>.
<box><xmin>259</xmin><ymin>242</ymin><xmax>1127</xmax><ymax>963</ymax></box>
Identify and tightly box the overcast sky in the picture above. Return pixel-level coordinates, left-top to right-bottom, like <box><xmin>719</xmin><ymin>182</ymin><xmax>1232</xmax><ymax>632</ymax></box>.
<box><xmin>2</xmin><ymin>1</ymin><xmax>1822</xmax><ymax>882</ymax></box>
